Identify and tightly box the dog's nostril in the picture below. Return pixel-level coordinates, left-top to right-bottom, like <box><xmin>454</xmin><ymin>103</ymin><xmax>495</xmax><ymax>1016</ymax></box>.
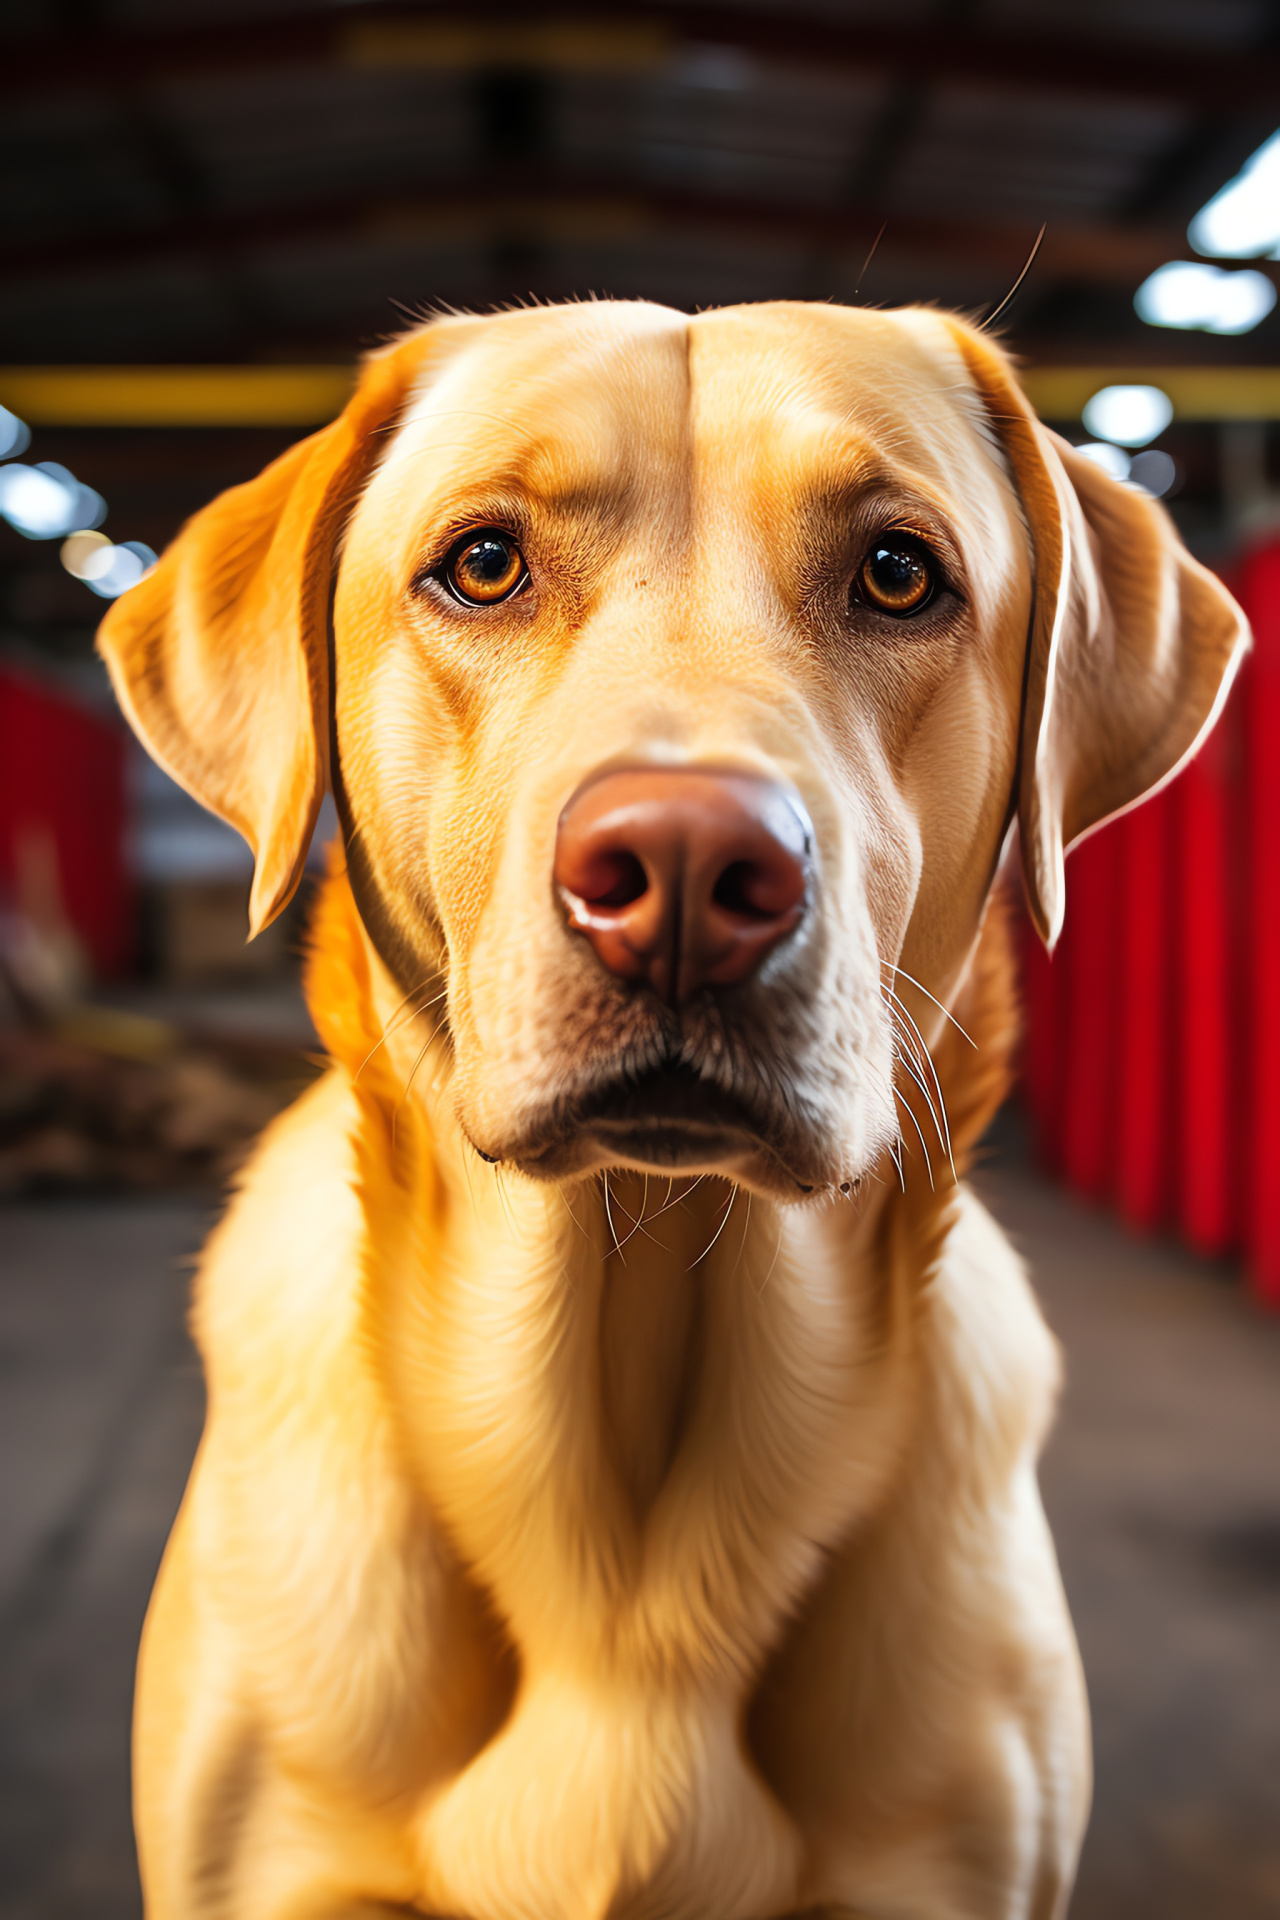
<box><xmin>712</xmin><ymin>860</ymin><xmax>772</xmax><ymax>919</ymax></box>
<box><xmin>574</xmin><ymin>849</ymin><xmax>648</xmax><ymax>909</ymax></box>
<box><xmin>713</xmin><ymin>851</ymin><xmax>807</xmax><ymax>921</ymax></box>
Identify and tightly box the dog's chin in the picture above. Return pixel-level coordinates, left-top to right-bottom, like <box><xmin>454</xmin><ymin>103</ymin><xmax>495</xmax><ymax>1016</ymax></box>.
<box><xmin>535</xmin><ymin>1117</ymin><xmax>759</xmax><ymax>1181</ymax></box>
<box><xmin>490</xmin><ymin>1065</ymin><xmax>829</xmax><ymax>1198</ymax></box>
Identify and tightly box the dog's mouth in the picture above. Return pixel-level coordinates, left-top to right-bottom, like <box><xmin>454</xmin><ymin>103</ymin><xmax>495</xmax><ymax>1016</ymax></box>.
<box><xmin>579</xmin><ymin>1062</ymin><xmax>766</xmax><ymax>1165</ymax></box>
<box><xmin>509</xmin><ymin>1062</ymin><xmax>781</xmax><ymax>1179</ymax></box>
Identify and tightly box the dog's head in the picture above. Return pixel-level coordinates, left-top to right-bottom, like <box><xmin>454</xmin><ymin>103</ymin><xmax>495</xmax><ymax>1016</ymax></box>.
<box><xmin>99</xmin><ymin>302</ymin><xmax>1245</xmax><ymax>1200</ymax></box>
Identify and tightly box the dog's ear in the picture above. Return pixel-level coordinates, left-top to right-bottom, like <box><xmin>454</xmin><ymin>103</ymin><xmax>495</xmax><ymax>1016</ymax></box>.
<box><xmin>97</xmin><ymin>331</ymin><xmax>439</xmax><ymax>936</ymax></box>
<box><xmin>944</xmin><ymin>320</ymin><xmax>1248</xmax><ymax>947</ymax></box>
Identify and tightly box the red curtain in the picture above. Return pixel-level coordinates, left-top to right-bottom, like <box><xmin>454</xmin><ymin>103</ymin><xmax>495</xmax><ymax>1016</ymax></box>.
<box><xmin>1020</xmin><ymin>539</ymin><xmax>1280</xmax><ymax>1307</ymax></box>
<box><xmin>0</xmin><ymin>664</ymin><xmax>133</xmax><ymax>979</ymax></box>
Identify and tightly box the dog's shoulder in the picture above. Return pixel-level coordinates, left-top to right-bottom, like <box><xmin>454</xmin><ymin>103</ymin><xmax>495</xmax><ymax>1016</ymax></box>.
<box><xmin>192</xmin><ymin>1066</ymin><xmax>370</xmax><ymax>1387</ymax></box>
<box><xmin>924</xmin><ymin>1183</ymin><xmax>1062</xmax><ymax>1476</ymax></box>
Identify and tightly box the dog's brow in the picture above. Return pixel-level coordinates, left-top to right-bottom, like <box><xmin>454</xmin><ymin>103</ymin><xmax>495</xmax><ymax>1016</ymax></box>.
<box><xmin>794</xmin><ymin>469</ymin><xmax>959</xmax><ymax>540</ymax></box>
<box><xmin>531</xmin><ymin>479</ymin><xmax>633</xmax><ymax>523</ymax></box>
<box><xmin>434</xmin><ymin>473</ymin><xmax>634</xmax><ymax>533</ymax></box>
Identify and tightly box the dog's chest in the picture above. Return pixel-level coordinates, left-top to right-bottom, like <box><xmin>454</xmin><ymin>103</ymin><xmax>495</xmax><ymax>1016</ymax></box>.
<box><xmin>369</xmin><ymin>1183</ymin><xmax>908</xmax><ymax>1919</ymax></box>
<box><xmin>596</xmin><ymin>1212</ymin><xmax>700</xmax><ymax>1519</ymax></box>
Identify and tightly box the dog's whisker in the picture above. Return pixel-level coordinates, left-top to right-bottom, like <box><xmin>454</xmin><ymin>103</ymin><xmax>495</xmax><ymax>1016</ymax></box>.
<box><xmin>644</xmin><ymin>1175</ymin><xmax>687</xmax><ymax>1225</ymax></box>
<box><xmin>882</xmin><ymin>984</ymin><xmax>959</xmax><ymax>1150</ymax></box>
<box><xmin>881</xmin><ymin>961</ymin><xmax>976</xmax><ymax>1047</ymax></box>
<box><xmin>612</xmin><ymin>1173</ymin><xmax>665</xmax><ymax>1252</ymax></box>
<box><xmin>880</xmin><ymin>982</ymin><xmax>958</xmax><ymax>1173</ymax></box>
<box><xmin>851</xmin><ymin>220</ymin><xmax>886</xmax><ymax>305</ymax></box>
<box><xmin>621</xmin><ymin>1215</ymin><xmax>665</xmax><ymax>1252</ymax></box>
<box><xmin>492</xmin><ymin>1161</ymin><xmax>524</xmax><ymax>1244</ymax></box>
<box><xmin>600</xmin><ymin>1172</ymin><xmax>667</xmax><ymax>1254</ymax></box>
<box><xmin>979</xmin><ymin>222</ymin><xmax>1046</xmax><ymax>334</ymax></box>
<box><xmin>354</xmin><ymin>979</ymin><xmax>446</xmax><ymax>1084</ymax></box>
<box><xmin>458</xmin><ymin>1123</ymin><xmax>480</xmax><ymax>1215</ymax></box>
<box><xmin>689</xmin><ymin>1187</ymin><xmax>737</xmax><ymax>1270</ymax></box>
<box><xmin>601</xmin><ymin>1172</ymin><xmax>625</xmax><ymax>1262</ymax></box>
<box><xmin>887</xmin><ymin>1016</ymin><xmax>943</xmax><ymax>1135</ymax></box>
<box><xmin>754</xmin><ymin>1209</ymin><xmax>785</xmax><ymax>1297</ymax></box>
<box><xmin>881</xmin><ymin>982</ymin><xmax>945</xmax><ymax>1078</ymax></box>
<box><xmin>893</xmin><ymin>1084</ymin><xmax>936</xmax><ymax>1191</ymax></box>
<box><xmin>559</xmin><ymin>1185</ymin><xmax>591</xmax><ymax>1254</ymax></box>
<box><xmin>391</xmin><ymin>1036</ymin><xmax>435</xmax><ymax>1150</ymax></box>
<box><xmin>393</xmin><ymin>999</ymin><xmax>458</xmax><ymax>1133</ymax></box>
<box><xmin>885</xmin><ymin>1000</ymin><xmax>941</xmax><ymax>1107</ymax></box>
<box><xmin>734</xmin><ymin>1192</ymin><xmax>754</xmax><ymax>1273</ymax></box>
<box><xmin>886</xmin><ymin>1003</ymin><xmax>956</xmax><ymax>1180</ymax></box>
<box><xmin>643</xmin><ymin>1171</ymin><xmax>710</xmax><ymax>1227</ymax></box>
<box><xmin>891</xmin><ymin>1034</ymin><xmax>955</xmax><ymax>1182</ymax></box>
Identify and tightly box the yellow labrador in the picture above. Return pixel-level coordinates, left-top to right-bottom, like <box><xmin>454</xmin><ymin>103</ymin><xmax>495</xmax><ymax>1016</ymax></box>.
<box><xmin>100</xmin><ymin>301</ymin><xmax>1245</xmax><ymax>1920</ymax></box>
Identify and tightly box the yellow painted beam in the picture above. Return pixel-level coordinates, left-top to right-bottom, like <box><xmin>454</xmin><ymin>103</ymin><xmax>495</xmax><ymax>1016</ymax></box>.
<box><xmin>1022</xmin><ymin>365</ymin><xmax>1280</xmax><ymax>422</ymax></box>
<box><xmin>342</xmin><ymin>19</ymin><xmax>671</xmax><ymax>71</ymax></box>
<box><xmin>3</xmin><ymin>363</ymin><xmax>1280</xmax><ymax>428</ymax></box>
<box><xmin>0</xmin><ymin>366</ymin><xmax>355</xmax><ymax>428</ymax></box>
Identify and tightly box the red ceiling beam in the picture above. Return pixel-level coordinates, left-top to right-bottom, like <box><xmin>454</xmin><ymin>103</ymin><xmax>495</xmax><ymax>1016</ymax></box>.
<box><xmin>7</xmin><ymin>1</ymin><xmax>1279</xmax><ymax>109</ymax></box>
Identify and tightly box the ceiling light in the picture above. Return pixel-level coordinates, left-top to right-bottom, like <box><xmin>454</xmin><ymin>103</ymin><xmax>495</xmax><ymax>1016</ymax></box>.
<box><xmin>0</xmin><ymin>461</ymin><xmax>106</xmax><ymax>540</ymax></box>
<box><xmin>0</xmin><ymin>463</ymin><xmax>72</xmax><ymax>537</ymax></box>
<box><xmin>61</xmin><ymin>528</ymin><xmax>112</xmax><ymax>577</ymax></box>
<box><xmin>1128</xmin><ymin>449</ymin><xmax>1178</xmax><ymax>499</ymax></box>
<box><xmin>1074</xmin><ymin>441</ymin><xmax>1131</xmax><ymax>482</ymax></box>
<box><xmin>0</xmin><ymin>405</ymin><xmax>30</xmax><ymax>461</ymax></box>
<box><xmin>1135</xmin><ymin>260</ymin><xmax>1276</xmax><ymax>335</ymax></box>
<box><xmin>1081</xmin><ymin>385</ymin><xmax>1173</xmax><ymax>449</ymax></box>
<box><xmin>63</xmin><ymin>527</ymin><xmax>156</xmax><ymax>596</ymax></box>
<box><xmin>78</xmin><ymin>539</ymin><xmax>156</xmax><ymax>599</ymax></box>
<box><xmin>1188</xmin><ymin>128</ymin><xmax>1280</xmax><ymax>259</ymax></box>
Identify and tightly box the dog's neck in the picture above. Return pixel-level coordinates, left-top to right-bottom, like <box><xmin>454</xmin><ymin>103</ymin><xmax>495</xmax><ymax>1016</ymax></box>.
<box><xmin>303</xmin><ymin>861</ymin><xmax>1016</xmax><ymax>1691</ymax></box>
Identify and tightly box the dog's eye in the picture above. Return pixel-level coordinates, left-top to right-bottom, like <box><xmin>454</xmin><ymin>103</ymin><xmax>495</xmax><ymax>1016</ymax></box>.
<box><xmin>443</xmin><ymin>530</ymin><xmax>527</xmax><ymax>605</ymax></box>
<box><xmin>856</xmin><ymin>540</ymin><xmax>935</xmax><ymax>616</ymax></box>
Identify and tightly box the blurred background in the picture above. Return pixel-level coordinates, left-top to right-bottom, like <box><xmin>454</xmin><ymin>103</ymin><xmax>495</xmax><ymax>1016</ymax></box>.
<box><xmin>1</xmin><ymin>3</ymin><xmax>1278</xmax><ymax>1917</ymax></box>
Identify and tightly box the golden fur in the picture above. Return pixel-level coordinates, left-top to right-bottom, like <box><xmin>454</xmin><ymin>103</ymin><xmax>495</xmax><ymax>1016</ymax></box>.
<box><xmin>98</xmin><ymin>300</ymin><xmax>1247</xmax><ymax>1920</ymax></box>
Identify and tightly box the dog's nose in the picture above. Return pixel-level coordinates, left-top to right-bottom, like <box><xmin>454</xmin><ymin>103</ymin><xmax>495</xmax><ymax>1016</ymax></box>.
<box><xmin>554</xmin><ymin>768</ymin><xmax>811</xmax><ymax>1004</ymax></box>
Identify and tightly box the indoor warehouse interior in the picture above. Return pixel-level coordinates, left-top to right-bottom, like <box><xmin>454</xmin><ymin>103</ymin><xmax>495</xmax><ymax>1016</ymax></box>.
<box><xmin>1</xmin><ymin>3</ymin><xmax>1278</xmax><ymax>1917</ymax></box>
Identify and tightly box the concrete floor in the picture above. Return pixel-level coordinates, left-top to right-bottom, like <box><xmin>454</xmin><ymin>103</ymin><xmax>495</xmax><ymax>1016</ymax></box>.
<box><xmin>1</xmin><ymin>1148</ymin><xmax>1278</xmax><ymax>1919</ymax></box>
<box><xmin>974</xmin><ymin>1157</ymin><xmax>1280</xmax><ymax>1920</ymax></box>
<box><xmin>0</xmin><ymin>1199</ymin><xmax>209</xmax><ymax>1920</ymax></box>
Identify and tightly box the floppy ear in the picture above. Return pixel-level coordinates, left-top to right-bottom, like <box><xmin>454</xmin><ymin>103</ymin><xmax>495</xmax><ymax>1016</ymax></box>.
<box><xmin>97</xmin><ymin>331</ymin><xmax>438</xmax><ymax>936</ymax></box>
<box><xmin>945</xmin><ymin>321</ymin><xmax>1249</xmax><ymax>948</ymax></box>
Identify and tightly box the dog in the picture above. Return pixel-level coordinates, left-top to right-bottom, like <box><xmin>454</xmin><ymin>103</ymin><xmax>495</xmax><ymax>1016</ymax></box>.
<box><xmin>99</xmin><ymin>299</ymin><xmax>1246</xmax><ymax>1920</ymax></box>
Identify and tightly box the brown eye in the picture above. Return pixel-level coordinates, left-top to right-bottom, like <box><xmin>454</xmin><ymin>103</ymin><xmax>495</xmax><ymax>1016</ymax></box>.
<box><xmin>857</xmin><ymin>541</ymin><xmax>934</xmax><ymax>615</ymax></box>
<box><xmin>444</xmin><ymin>530</ymin><xmax>526</xmax><ymax>605</ymax></box>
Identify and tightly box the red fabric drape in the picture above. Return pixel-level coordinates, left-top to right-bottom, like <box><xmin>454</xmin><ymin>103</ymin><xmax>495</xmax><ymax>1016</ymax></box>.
<box><xmin>1020</xmin><ymin>539</ymin><xmax>1280</xmax><ymax>1307</ymax></box>
<box><xmin>0</xmin><ymin>665</ymin><xmax>133</xmax><ymax>979</ymax></box>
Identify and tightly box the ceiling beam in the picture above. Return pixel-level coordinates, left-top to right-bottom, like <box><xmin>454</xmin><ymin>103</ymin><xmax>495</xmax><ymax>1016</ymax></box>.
<box><xmin>4</xmin><ymin>173</ymin><xmax>1269</xmax><ymax>295</ymax></box>
<box><xmin>7</xmin><ymin>1</ymin><xmax>1279</xmax><ymax>109</ymax></box>
<box><xmin>7</xmin><ymin>363</ymin><xmax>1280</xmax><ymax>429</ymax></box>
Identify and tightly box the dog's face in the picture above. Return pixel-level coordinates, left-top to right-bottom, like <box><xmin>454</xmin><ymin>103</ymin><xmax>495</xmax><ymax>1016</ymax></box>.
<box><xmin>333</xmin><ymin>303</ymin><xmax>1027</xmax><ymax>1194</ymax></box>
<box><xmin>99</xmin><ymin>301</ymin><xmax>1246</xmax><ymax>1200</ymax></box>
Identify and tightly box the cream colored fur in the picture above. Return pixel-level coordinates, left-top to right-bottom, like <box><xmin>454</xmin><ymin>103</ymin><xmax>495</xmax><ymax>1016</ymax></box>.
<box><xmin>136</xmin><ymin>900</ymin><xmax>1079</xmax><ymax>1920</ymax></box>
<box><xmin>97</xmin><ymin>300</ymin><xmax>1247</xmax><ymax>1920</ymax></box>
